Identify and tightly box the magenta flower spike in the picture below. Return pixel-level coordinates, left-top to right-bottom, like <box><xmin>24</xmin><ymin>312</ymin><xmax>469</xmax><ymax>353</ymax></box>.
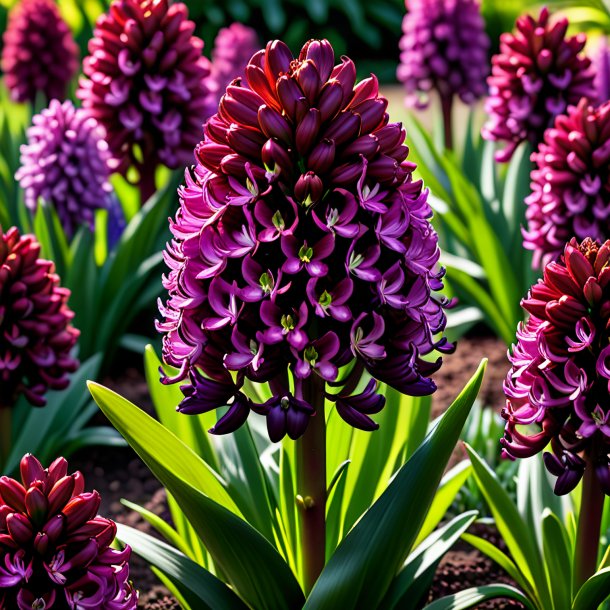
<box><xmin>483</xmin><ymin>7</ymin><xmax>596</xmax><ymax>162</ymax></box>
<box><xmin>0</xmin><ymin>227</ymin><xmax>79</xmax><ymax>408</ymax></box>
<box><xmin>0</xmin><ymin>454</ymin><xmax>137</xmax><ymax>609</ymax></box>
<box><xmin>77</xmin><ymin>0</ymin><xmax>214</xmax><ymax>187</ymax></box>
<box><xmin>1</xmin><ymin>0</ymin><xmax>78</xmax><ymax>104</ymax></box>
<box><xmin>503</xmin><ymin>238</ymin><xmax>610</xmax><ymax>496</ymax></box>
<box><xmin>397</xmin><ymin>0</ymin><xmax>489</xmax><ymax>109</ymax></box>
<box><xmin>158</xmin><ymin>39</ymin><xmax>453</xmax><ymax>442</ymax></box>
<box><xmin>16</xmin><ymin>100</ymin><xmax>116</xmax><ymax>238</ymax></box>
<box><xmin>207</xmin><ymin>23</ymin><xmax>260</xmax><ymax>107</ymax></box>
<box><xmin>524</xmin><ymin>99</ymin><xmax>610</xmax><ymax>269</ymax></box>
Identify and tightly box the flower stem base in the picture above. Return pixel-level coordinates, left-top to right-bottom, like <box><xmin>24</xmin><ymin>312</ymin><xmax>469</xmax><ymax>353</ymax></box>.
<box><xmin>296</xmin><ymin>375</ymin><xmax>326</xmax><ymax>594</ymax></box>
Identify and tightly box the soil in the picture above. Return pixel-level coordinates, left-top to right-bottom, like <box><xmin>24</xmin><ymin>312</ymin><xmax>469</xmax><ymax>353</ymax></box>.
<box><xmin>71</xmin><ymin>332</ymin><xmax>516</xmax><ymax>609</ymax></box>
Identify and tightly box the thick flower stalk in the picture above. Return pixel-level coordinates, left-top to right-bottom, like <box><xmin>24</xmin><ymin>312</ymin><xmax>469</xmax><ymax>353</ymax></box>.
<box><xmin>397</xmin><ymin>0</ymin><xmax>489</xmax><ymax>146</ymax></box>
<box><xmin>206</xmin><ymin>23</ymin><xmax>260</xmax><ymax>108</ymax></box>
<box><xmin>483</xmin><ymin>7</ymin><xmax>596</xmax><ymax>162</ymax></box>
<box><xmin>0</xmin><ymin>227</ymin><xmax>79</xmax><ymax>409</ymax></box>
<box><xmin>16</xmin><ymin>100</ymin><xmax>117</xmax><ymax>238</ymax></box>
<box><xmin>523</xmin><ymin>100</ymin><xmax>610</xmax><ymax>269</ymax></box>
<box><xmin>0</xmin><ymin>454</ymin><xmax>137</xmax><ymax>609</ymax></box>
<box><xmin>1</xmin><ymin>0</ymin><xmax>78</xmax><ymax>104</ymax></box>
<box><xmin>158</xmin><ymin>38</ymin><xmax>453</xmax><ymax>441</ymax></box>
<box><xmin>77</xmin><ymin>0</ymin><xmax>214</xmax><ymax>201</ymax></box>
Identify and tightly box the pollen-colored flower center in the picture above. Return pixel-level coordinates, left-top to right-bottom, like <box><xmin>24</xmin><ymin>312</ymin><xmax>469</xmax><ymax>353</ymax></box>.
<box><xmin>319</xmin><ymin>290</ymin><xmax>332</xmax><ymax>307</ymax></box>
<box><xmin>259</xmin><ymin>272</ymin><xmax>273</xmax><ymax>293</ymax></box>
<box><xmin>299</xmin><ymin>245</ymin><xmax>314</xmax><ymax>263</ymax></box>
<box><xmin>281</xmin><ymin>314</ymin><xmax>295</xmax><ymax>331</ymax></box>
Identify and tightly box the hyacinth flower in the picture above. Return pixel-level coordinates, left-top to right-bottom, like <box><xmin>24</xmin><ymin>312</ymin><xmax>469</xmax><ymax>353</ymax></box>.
<box><xmin>503</xmin><ymin>237</ymin><xmax>610</xmax><ymax>587</ymax></box>
<box><xmin>158</xmin><ymin>38</ymin><xmax>453</xmax><ymax>590</ymax></box>
<box><xmin>16</xmin><ymin>100</ymin><xmax>123</xmax><ymax>241</ymax></box>
<box><xmin>0</xmin><ymin>453</ymin><xmax>137</xmax><ymax>609</ymax></box>
<box><xmin>523</xmin><ymin>99</ymin><xmax>610</xmax><ymax>269</ymax></box>
<box><xmin>0</xmin><ymin>227</ymin><xmax>79</xmax><ymax>465</ymax></box>
<box><xmin>1</xmin><ymin>0</ymin><xmax>78</xmax><ymax>105</ymax></box>
<box><xmin>206</xmin><ymin>23</ymin><xmax>260</xmax><ymax>108</ymax></box>
<box><xmin>483</xmin><ymin>7</ymin><xmax>596</xmax><ymax>162</ymax></box>
<box><xmin>397</xmin><ymin>0</ymin><xmax>489</xmax><ymax>148</ymax></box>
<box><xmin>77</xmin><ymin>0</ymin><xmax>214</xmax><ymax>202</ymax></box>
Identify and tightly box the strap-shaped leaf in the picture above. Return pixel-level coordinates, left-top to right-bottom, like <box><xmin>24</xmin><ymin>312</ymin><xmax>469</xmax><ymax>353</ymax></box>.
<box><xmin>572</xmin><ymin>567</ymin><xmax>610</xmax><ymax>610</ymax></box>
<box><xmin>89</xmin><ymin>382</ymin><xmax>305</xmax><ymax>610</ymax></box>
<box><xmin>541</xmin><ymin>509</ymin><xmax>572</xmax><ymax>610</ymax></box>
<box><xmin>116</xmin><ymin>524</ymin><xmax>248</xmax><ymax>610</ymax></box>
<box><xmin>303</xmin><ymin>360</ymin><xmax>486</xmax><ymax>610</ymax></box>
<box><xmin>425</xmin><ymin>584</ymin><xmax>535</xmax><ymax>610</ymax></box>
<box><xmin>380</xmin><ymin>511</ymin><xmax>478</xmax><ymax>609</ymax></box>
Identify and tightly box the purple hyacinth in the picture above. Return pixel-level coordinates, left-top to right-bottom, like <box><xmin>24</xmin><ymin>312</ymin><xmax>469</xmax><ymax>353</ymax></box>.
<box><xmin>1</xmin><ymin>0</ymin><xmax>78</xmax><ymax>104</ymax></box>
<box><xmin>206</xmin><ymin>23</ymin><xmax>260</xmax><ymax>107</ymax></box>
<box><xmin>503</xmin><ymin>238</ymin><xmax>610</xmax><ymax>495</ymax></box>
<box><xmin>523</xmin><ymin>99</ymin><xmax>610</xmax><ymax>269</ymax></box>
<box><xmin>483</xmin><ymin>7</ymin><xmax>597</xmax><ymax>162</ymax></box>
<box><xmin>15</xmin><ymin>100</ymin><xmax>119</xmax><ymax>238</ymax></box>
<box><xmin>397</xmin><ymin>0</ymin><xmax>489</xmax><ymax>109</ymax></box>
<box><xmin>157</xmin><ymin>39</ymin><xmax>454</xmax><ymax>441</ymax></box>
<box><xmin>0</xmin><ymin>454</ymin><xmax>137</xmax><ymax>609</ymax></box>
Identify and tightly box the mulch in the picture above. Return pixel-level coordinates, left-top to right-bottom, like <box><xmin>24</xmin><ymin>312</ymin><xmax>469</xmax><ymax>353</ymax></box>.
<box><xmin>70</xmin><ymin>332</ymin><xmax>518</xmax><ymax>609</ymax></box>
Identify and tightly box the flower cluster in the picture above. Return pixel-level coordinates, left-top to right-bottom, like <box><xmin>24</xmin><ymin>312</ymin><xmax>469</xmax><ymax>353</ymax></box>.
<box><xmin>1</xmin><ymin>0</ymin><xmax>78</xmax><ymax>104</ymax></box>
<box><xmin>523</xmin><ymin>99</ymin><xmax>610</xmax><ymax>269</ymax></box>
<box><xmin>483</xmin><ymin>7</ymin><xmax>596</xmax><ymax>162</ymax></box>
<box><xmin>397</xmin><ymin>0</ymin><xmax>489</xmax><ymax>109</ymax></box>
<box><xmin>0</xmin><ymin>227</ymin><xmax>79</xmax><ymax>407</ymax></box>
<box><xmin>0</xmin><ymin>454</ymin><xmax>137</xmax><ymax>609</ymax></box>
<box><xmin>503</xmin><ymin>238</ymin><xmax>610</xmax><ymax>495</ymax></box>
<box><xmin>206</xmin><ymin>23</ymin><xmax>260</xmax><ymax>108</ymax></box>
<box><xmin>16</xmin><ymin>100</ymin><xmax>117</xmax><ymax>238</ymax></box>
<box><xmin>158</xmin><ymin>39</ymin><xmax>453</xmax><ymax>441</ymax></box>
<box><xmin>78</xmin><ymin>0</ymin><xmax>214</xmax><ymax>175</ymax></box>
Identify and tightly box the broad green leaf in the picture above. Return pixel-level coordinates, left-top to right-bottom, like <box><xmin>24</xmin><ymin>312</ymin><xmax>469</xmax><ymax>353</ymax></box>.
<box><xmin>572</xmin><ymin>568</ymin><xmax>610</xmax><ymax>610</ymax></box>
<box><xmin>380</xmin><ymin>511</ymin><xmax>478</xmax><ymax>609</ymax></box>
<box><xmin>465</xmin><ymin>444</ymin><xmax>551</xmax><ymax>609</ymax></box>
<box><xmin>426</xmin><ymin>584</ymin><xmax>535</xmax><ymax>610</ymax></box>
<box><xmin>116</xmin><ymin>524</ymin><xmax>248</xmax><ymax>610</ymax></box>
<box><xmin>89</xmin><ymin>382</ymin><xmax>305</xmax><ymax>610</ymax></box>
<box><xmin>304</xmin><ymin>360</ymin><xmax>486</xmax><ymax>610</ymax></box>
<box><xmin>542</xmin><ymin>509</ymin><xmax>572</xmax><ymax>610</ymax></box>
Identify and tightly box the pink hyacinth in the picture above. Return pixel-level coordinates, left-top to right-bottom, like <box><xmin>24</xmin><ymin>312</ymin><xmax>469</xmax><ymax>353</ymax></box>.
<box><xmin>0</xmin><ymin>454</ymin><xmax>137</xmax><ymax>609</ymax></box>
<box><xmin>1</xmin><ymin>0</ymin><xmax>78</xmax><ymax>104</ymax></box>
<box><xmin>483</xmin><ymin>7</ymin><xmax>596</xmax><ymax>162</ymax></box>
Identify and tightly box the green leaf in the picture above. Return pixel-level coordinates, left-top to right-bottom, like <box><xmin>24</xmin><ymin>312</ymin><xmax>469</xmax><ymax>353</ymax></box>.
<box><xmin>116</xmin><ymin>524</ymin><xmax>249</xmax><ymax>610</ymax></box>
<box><xmin>303</xmin><ymin>360</ymin><xmax>486</xmax><ymax>609</ymax></box>
<box><xmin>89</xmin><ymin>382</ymin><xmax>305</xmax><ymax>610</ymax></box>
<box><xmin>380</xmin><ymin>511</ymin><xmax>478</xmax><ymax>609</ymax></box>
<box><xmin>426</xmin><ymin>584</ymin><xmax>535</xmax><ymax>610</ymax></box>
<box><xmin>542</xmin><ymin>509</ymin><xmax>572</xmax><ymax>610</ymax></box>
<box><xmin>572</xmin><ymin>568</ymin><xmax>610</xmax><ymax>610</ymax></box>
<box><xmin>465</xmin><ymin>444</ymin><xmax>551</xmax><ymax>610</ymax></box>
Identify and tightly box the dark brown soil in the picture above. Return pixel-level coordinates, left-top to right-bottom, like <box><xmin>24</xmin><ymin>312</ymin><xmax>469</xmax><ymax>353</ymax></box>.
<box><xmin>76</xmin><ymin>333</ymin><xmax>511</xmax><ymax>609</ymax></box>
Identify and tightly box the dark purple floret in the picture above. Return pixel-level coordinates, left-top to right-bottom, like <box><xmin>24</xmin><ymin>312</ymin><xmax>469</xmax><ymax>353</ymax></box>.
<box><xmin>157</xmin><ymin>39</ymin><xmax>453</xmax><ymax>441</ymax></box>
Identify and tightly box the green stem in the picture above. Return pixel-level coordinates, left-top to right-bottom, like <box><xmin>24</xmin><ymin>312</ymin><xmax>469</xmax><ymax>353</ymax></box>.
<box><xmin>440</xmin><ymin>94</ymin><xmax>453</xmax><ymax>151</ymax></box>
<box><xmin>0</xmin><ymin>404</ymin><xmax>11</xmax><ymax>471</ymax></box>
<box><xmin>574</xmin><ymin>464</ymin><xmax>605</xmax><ymax>591</ymax></box>
<box><xmin>296</xmin><ymin>375</ymin><xmax>326</xmax><ymax>594</ymax></box>
<box><xmin>138</xmin><ymin>163</ymin><xmax>157</xmax><ymax>205</ymax></box>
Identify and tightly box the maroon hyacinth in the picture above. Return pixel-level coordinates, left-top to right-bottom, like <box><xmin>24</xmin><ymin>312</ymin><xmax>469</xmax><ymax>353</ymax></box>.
<box><xmin>482</xmin><ymin>7</ymin><xmax>596</xmax><ymax>162</ymax></box>
<box><xmin>1</xmin><ymin>0</ymin><xmax>78</xmax><ymax>105</ymax></box>
<box><xmin>158</xmin><ymin>39</ymin><xmax>454</xmax><ymax>442</ymax></box>
<box><xmin>206</xmin><ymin>23</ymin><xmax>260</xmax><ymax>108</ymax></box>
<box><xmin>0</xmin><ymin>227</ymin><xmax>79</xmax><ymax>407</ymax></box>
<box><xmin>503</xmin><ymin>238</ymin><xmax>610</xmax><ymax>495</ymax></box>
<box><xmin>77</xmin><ymin>0</ymin><xmax>214</xmax><ymax>179</ymax></box>
<box><xmin>397</xmin><ymin>0</ymin><xmax>489</xmax><ymax>109</ymax></box>
<box><xmin>0</xmin><ymin>454</ymin><xmax>137</xmax><ymax>609</ymax></box>
<box><xmin>523</xmin><ymin>99</ymin><xmax>610</xmax><ymax>269</ymax></box>
<box><xmin>15</xmin><ymin>100</ymin><xmax>116</xmax><ymax>238</ymax></box>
